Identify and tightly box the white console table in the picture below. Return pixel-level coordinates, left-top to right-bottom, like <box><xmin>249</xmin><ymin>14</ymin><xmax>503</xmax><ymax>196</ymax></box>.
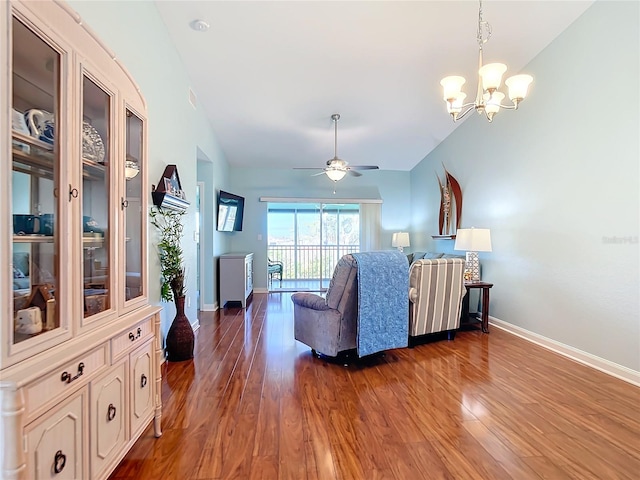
<box><xmin>220</xmin><ymin>252</ymin><xmax>254</xmax><ymax>308</ymax></box>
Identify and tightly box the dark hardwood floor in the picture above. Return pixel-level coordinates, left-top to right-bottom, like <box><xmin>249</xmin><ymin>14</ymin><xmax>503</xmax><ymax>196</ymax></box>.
<box><xmin>109</xmin><ymin>292</ymin><xmax>640</xmax><ymax>479</ymax></box>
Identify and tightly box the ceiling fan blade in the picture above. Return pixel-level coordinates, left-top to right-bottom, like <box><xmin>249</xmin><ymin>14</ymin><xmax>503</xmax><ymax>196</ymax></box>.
<box><xmin>349</xmin><ymin>165</ymin><xmax>379</xmax><ymax>170</ymax></box>
<box><xmin>347</xmin><ymin>170</ymin><xmax>362</xmax><ymax>177</ymax></box>
<box><xmin>311</xmin><ymin>171</ymin><xmax>329</xmax><ymax>176</ymax></box>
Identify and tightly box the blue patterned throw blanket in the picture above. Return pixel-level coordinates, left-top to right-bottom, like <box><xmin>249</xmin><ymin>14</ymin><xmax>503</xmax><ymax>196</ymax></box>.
<box><xmin>352</xmin><ymin>251</ymin><xmax>409</xmax><ymax>356</ymax></box>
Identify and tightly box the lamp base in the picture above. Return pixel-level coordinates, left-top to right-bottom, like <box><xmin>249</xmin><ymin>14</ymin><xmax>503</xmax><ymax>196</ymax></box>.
<box><xmin>396</xmin><ymin>246</ymin><xmax>404</xmax><ymax>253</ymax></box>
<box><xmin>465</xmin><ymin>251</ymin><xmax>480</xmax><ymax>281</ymax></box>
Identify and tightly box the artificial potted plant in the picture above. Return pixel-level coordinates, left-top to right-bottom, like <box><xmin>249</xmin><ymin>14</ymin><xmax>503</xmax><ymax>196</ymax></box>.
<box><xmin>150</xmin><ymin>206</ymin><xmax>194</xmax><ymax>361</ymax></box>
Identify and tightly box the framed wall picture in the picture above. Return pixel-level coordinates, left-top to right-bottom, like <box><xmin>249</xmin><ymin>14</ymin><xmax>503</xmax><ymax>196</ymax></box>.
<box><xmin>164</xmin><ymin>178</ymin><xmax>174</xmax><ymax>195</ymax></box>
<box><xmin>152</xmin><ymin>164</ymin><xmax>190</xmax><ymax>211</ymax></box>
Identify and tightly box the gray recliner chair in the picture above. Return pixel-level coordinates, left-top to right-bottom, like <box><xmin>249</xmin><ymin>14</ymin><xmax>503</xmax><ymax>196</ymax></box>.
<box><xmin>291</xmin><ymin>254</ymin><xmax>358</xmax><ymax>357</ymax></box>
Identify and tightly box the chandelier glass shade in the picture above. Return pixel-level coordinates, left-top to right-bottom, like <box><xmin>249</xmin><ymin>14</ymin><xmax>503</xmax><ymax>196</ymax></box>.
<box><xmin>440</xmin><ymin>0</ymin><xmax>533</xmax><ymax>123</ymax></box>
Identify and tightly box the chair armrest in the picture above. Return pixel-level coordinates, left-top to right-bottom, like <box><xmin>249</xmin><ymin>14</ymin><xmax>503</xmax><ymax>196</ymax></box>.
<box><xmin>409</xmin><ymin>287</ymin><xmax>418</xmax><ymax>304</ymax></box>
<box><xmin>291</xmin><ymin>292</ymin><xmax>331</xmax><ymax>311</ymax></box>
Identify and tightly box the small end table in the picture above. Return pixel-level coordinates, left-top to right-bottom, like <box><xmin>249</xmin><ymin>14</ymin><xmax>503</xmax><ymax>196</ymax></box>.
<box><xmin>462</xmin><ymin>281</ymin><xmax>493</xmax><ymax>333</ymax></box>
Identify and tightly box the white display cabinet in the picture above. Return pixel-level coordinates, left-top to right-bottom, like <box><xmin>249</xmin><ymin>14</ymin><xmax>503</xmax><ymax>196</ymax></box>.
<box><xmin>1</xmin><ymin>1</ymin><xmax>162</xmax><ymax>479</ymax></box>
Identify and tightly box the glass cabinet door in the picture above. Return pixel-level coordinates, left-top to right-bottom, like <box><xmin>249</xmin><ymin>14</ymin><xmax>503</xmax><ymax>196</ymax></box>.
<box><xmin>11</xmin><ymin>17</ymin><xmax>61</xmax><ymax>345</ymax></box>
<box><xmin>124</xmin><ymin>110</ymin><xmax>144</xmax><ymax>302</ymax></box>
<box><xmin>81</xmin><ymin>75</ymin><xmax>111</xmax><ymax>319</ymax></box>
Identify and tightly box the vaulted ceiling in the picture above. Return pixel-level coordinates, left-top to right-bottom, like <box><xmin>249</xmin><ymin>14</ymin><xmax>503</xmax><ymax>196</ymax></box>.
<box><xmin>155</xmin><ymin>1</ymin><xmax>593</xmax><ymax>172</ymax></box>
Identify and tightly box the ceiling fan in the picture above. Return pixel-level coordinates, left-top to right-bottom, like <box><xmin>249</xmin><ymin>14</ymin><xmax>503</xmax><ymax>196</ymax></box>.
<box><xmin>295</xmin><ymin>113</ymin><xmax>379</xmax><ymax>182</ymax></box>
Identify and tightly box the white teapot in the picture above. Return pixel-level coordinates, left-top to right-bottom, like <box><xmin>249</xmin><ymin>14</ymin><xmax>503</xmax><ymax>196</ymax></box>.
<box><xmin>25</xmin><ymin>109</ymin><xmax>55</xmax><ymax>145</ymax></box>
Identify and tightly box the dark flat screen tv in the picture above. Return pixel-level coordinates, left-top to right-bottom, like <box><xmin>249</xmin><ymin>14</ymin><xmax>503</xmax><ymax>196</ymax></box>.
<box><xmin>217</xmin><ymin>190</ymin><xmax>245</xmax><ymax>232</ymax></box>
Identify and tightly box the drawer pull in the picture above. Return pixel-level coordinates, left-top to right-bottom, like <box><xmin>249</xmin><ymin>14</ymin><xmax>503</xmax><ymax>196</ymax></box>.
<box><xmin>128</xmin><ymin>327</ymin><xmax>142</xmax><ymax>341</ymax></box>
<box><xmin>54</xmin><ymin>450</ymin><xmax>66</xmax><ymax>474</ymax></box>
<box><xmin>60</xmin><ymin>362</ymin><xmax>85</xmax><ymax>384</ymax></box>
<box><xmin>107</xmin><ymin>403</ymin><xmax>117</xmax><ymax>422</ymax></box>
<box><xmin>140</xmin><ymin>374</ymin><xmax>148</xmax><ymax>388</ymax></box>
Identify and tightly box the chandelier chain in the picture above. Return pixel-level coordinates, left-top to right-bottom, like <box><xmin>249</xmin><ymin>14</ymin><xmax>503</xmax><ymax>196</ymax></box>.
<box><xmin>477</xmin><ymin>0</ymin><xmax>492</xmax><ymax>48</ymax></box>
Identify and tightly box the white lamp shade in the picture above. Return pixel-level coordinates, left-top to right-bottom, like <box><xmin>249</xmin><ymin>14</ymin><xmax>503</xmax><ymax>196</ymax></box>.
<box><xmin>440</xmin><ymin>76</ymin><xmax>466</xmax><ymax>100</ymax></box>
<box><xmin>454</xmin><ymin>228</ymin><xmax>492</xmax><ymax>252</ymax></box>
<box><xmin>484</xmin><ymin>91</ymin><xmax>505</xmax><ymax>114</ymax></box>
<box><xmin>392</xmin><ymin>232</ymin><xmax>410</xmax><ymax>248</ymax></box>
<box><xmin>505</xmin><ymin>74</ymin><xmax>533</xmax><ymax>101</ymax></box>
<box><xmin>325</xmin><ymin>169</ymin><xmax>347</xmax><ymax>181</ymax></box>
<box><xmin>447</xmin><ymin>92</ymin><xmax>467</xmax><ymax>114</ymax></box>
<box><xmin>479</xmin><ymin>63</ymin><xmax>507</xmax><ymax>91</ymax></box>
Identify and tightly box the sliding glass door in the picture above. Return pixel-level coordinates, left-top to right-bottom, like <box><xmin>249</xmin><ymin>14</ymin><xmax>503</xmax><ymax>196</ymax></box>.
<box><xmin>267</xmin><ymin>203</ymin><xmax>360</xmax><ymax>291</ymax></box>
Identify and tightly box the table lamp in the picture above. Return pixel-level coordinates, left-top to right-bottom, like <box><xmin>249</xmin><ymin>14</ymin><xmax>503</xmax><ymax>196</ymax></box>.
<box><xmin>454</xmin><ymin>227</ymin><xmax>492</xmax><ymax>281</ymax></box>
<box><xmin>392</xmin><ymin>232</ymin><xmax>410</xmax><ymax>253</ymax></box>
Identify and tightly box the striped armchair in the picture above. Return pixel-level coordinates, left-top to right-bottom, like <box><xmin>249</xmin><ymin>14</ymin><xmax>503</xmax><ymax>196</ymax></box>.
<box><xmin>408</xmin><ymin>258</ymin><xmax>466</xmax><ymax>341</ymax></box>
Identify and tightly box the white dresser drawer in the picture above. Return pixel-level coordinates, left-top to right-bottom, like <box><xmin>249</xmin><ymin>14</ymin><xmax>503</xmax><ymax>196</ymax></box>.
<box><xmin>24</xmin><ymin>346</ymin><xmax>108</xmax><ymax>423</ymax></box>
<box><xmin>111</xmin><ymin>317</ymin><xmax>153</xmax><ymax>361</ymax></box>
<box><xmin>25</xmin><ymin>387</ymin><xmax>88</xmax><ymax>480</ymax></box>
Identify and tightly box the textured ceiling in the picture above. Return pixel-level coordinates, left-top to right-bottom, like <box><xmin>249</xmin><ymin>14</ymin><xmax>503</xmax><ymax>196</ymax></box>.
<box><xmin>155</xmin><ymin>1</ymin><xmax>593</xmax><ymax>172</ymax></box>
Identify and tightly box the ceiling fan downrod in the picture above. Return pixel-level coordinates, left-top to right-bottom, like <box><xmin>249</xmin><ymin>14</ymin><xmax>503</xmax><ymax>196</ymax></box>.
<box><xmin>331</xmin><ymin>113</ymin><xmax>340</xmax><ymax>161</ymax></box>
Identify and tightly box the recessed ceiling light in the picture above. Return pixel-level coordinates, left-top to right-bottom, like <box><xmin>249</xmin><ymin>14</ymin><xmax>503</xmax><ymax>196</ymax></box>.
<box><xmin>190</xmin><ymin>19</ymin><xmax>210</xmax><ymax>32</ymax></box>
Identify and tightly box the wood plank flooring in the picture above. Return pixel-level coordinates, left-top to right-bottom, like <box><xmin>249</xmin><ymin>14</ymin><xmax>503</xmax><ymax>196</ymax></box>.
<box><xmin>109</xmin><ymin>292</ymin><xmax>640</xmax><ymax>480</ymax></box>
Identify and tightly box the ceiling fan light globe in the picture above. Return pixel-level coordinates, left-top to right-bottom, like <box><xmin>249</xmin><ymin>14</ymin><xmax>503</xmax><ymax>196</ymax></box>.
<box><xmin>325</xmin><ymin>169</ymin><xmax>347</xmax><ymax>181</ymax></box>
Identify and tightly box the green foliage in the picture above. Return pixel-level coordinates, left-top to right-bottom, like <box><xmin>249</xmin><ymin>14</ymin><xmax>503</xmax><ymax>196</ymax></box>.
<box><xmin>150</xmin><ymin>207</ymin><xmax>186</xmax><ymax>302</ymax></box>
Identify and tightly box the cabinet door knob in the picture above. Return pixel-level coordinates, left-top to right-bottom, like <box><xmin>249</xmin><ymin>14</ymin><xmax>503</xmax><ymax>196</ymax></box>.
<box><xmin>54</xmin><ymin>450</ymin><xmax>66</xmax><ymax>474</ymax></box>
<box><xmin>68</xmin><ymin>185</ymin><xmax>79</xmax><ymax>201</ymax></box>
<box><xmin>121</xmin><ymin>197</ymin><xmax>129</xmax><ymax>209</ymax></box>
<box><xmin>107</xmin><ymin>403</ymin><xmax>117</xmax><ymax>421</ymax></box>
<box><xmin>140</xmin><ymin>374</ymin><xmax>148</xmax><ymax>388</ymax></box>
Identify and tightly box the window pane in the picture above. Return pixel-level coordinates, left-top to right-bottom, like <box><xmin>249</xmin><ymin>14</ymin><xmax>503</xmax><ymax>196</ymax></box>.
<box><xmin>11</xmin><ymin>17</ymin><xmax>61</xmax><ymax>343</ymax></box>
<box><xmin>82</xmin><ymin>75</ymin><xmax>110</xmax><ymax>318</ymax></box>
<box><xmin>125</xmin><ymin>109</ymin><xmax>143</xmax><ymax>301</ymax></box>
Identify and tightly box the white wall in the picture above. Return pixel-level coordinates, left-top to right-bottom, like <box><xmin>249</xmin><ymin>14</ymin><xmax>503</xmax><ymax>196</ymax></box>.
<box><xmin>69</xmin><ymin>1</ymin><xmax>230</xmax><ymax>334</ymax></box>
<box><xmin>411</xmin><ymin>1</ymin><xmax>639</xmax><ymax>371</ymax></box>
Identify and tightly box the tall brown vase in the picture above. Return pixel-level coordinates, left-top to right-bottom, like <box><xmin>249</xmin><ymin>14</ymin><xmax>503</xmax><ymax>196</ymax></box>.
<box><xmin>165</xmin><ymin>296</ymin><xmax>194</xmax><ymax>362</ymax></box>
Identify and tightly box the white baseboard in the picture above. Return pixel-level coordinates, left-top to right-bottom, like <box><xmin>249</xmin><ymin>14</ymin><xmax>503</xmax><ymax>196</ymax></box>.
<box><xmin>201</xmin><ymin>303</ymin><xmax>218</xmax><ymax>312</ymax></box>
<box><xmin>254</xmin><ymin>288</ymin><xmax>268</xmax><ymax>294</ymax></box>
<box><xmin>490</xmin><ymin>316</ymin><xmax>640</xmax><ymax>387</ymax></box>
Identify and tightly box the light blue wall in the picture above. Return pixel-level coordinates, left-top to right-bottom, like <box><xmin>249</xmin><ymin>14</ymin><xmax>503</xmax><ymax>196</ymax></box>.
<box><xmin>411</xmin><ymin>1</ymin><xmax>639</xmax><ymax>371</ymax></box>
<box><xmin>228</xmin><ymin>167</ymin><xmax>410</xmax><ymax>291</ymax></box>
<box><xmin>69</xmin><ymin>1</ymin><xmax>230</xmax><ymax>333</ymax></box>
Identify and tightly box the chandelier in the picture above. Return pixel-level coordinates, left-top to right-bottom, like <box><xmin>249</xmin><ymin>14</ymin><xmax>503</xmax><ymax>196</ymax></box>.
<box><xmin>440</xmin><ymin>0</ymin><xmax>533</xmax><ymax>122</ymax></box>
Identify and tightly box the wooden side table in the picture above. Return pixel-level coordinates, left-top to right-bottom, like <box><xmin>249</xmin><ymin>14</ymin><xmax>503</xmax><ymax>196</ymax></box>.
<box><xmin>462</xmin><ymin>281</ymin><xmax>493</xmax><ymax>333</ymax></box>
